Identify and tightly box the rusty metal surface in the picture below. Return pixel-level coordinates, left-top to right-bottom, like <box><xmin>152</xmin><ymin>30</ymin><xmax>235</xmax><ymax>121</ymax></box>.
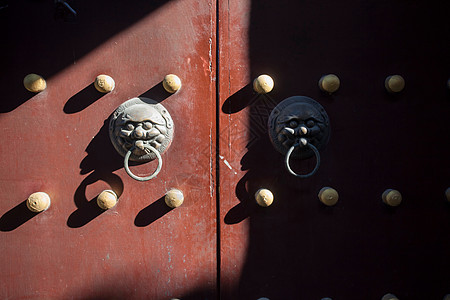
<box><xmin>218</xmin><ymin>0</ymin><xmax>450</xmax><ymax>299</ymax></box>
<box><xmin>0</xmin><ymin>0</ymin><xmax>217</xmax><ymax>299</ymax></box>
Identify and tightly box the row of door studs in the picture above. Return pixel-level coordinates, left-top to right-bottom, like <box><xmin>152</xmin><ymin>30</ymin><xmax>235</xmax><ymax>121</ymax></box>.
<box><xmin>23</xmin><ymin>73</ymin><xmax>182</xmax><ymax>94</ymax></box>
<box><xmin>256</xmin><ymin>295</ymin><xmax>450</xmax><ymax>300</ymax></box>
<box><xmin>23</xmin><ymin>73</ymin><xmax>450</xmax><ymax>95</ymax></box>
<box><xmin>25</xmin><ymin>187</ymin><xmax>450</xmax><ymax>213</ymax></box>
<box><xmin>26</xmin><ymin>188</ymin><xmax>184</xmax><ymax>213</ymax></box>
<box><xmin>255</xmin><ymin>187</ymin><xmax>450</xmax><ymax>207</ymax></box>
<box><xmin>174</xmin><ymin>294</ymin><xmax>450</xmax><ymax>300</ymax></box>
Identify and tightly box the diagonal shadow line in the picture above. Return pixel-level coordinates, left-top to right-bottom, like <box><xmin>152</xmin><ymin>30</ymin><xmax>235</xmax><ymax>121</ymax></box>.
<box><xmin>134</xmin><ymin>196</ymin><xmax>173</xmax><ymax>227</ymax></box>
<box><xmin>63</xmin><ymin>82</ymin><xmax>105</xmax><ymax>114</ymax></box>
<box><xmin>221</xmin><ymin>83</ymin><xmax>261</xmax><ymax>114</ymax></box>
<box><xmin>139</xmin><ymin>81</ymin><xmax>173</xmax><ymax>102</ymax></box>
<box><xmin>0</xmin><ymin>200</ymin><xmax>39</xmax><ymax>232</ymax></box>
<box><xmin>0</xmin><ymin>83</ymin><xmax>39</xmax><ymax>113</ymax></box>
<box><xmin>64</xmin><ymin>80</ymin><xmax>173</xmax><ymax>115</ymax></box>
<box><xmin>0</xmin><ymin>0</ymin><xmax>174</xmax><ymax>113</ymax></box>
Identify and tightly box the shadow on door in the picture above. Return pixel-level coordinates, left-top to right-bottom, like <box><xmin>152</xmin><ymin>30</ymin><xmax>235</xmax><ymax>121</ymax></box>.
<box><xmin>226</xmin><ymin>0</ymin><xmax>450</xmax><ymax>299</ymax></box>
<box><xmin>0</xmin><ymin>0</ymin><xmax>171</xmax><ymax>112</ymax></box>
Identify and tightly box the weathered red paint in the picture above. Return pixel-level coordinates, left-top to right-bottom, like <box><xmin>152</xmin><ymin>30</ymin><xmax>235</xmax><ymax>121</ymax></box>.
<box><xmin>0</xmin><ymin>1</ymin><xmax>217</xmax><ymax>299</ymax></box>
<box><xmin>2</xmin><ymin>0</ymin><xmax>450</xmax><ymax>299</ymax></box>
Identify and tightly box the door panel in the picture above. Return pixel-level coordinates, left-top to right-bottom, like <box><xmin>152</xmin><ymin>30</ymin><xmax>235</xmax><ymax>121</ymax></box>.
<box><xmin>218</xmin><ymin>0</ymin><xmax>450</xmax><ymax>299</ymax></box>
<box><xmin>0</xmin><ymin>1</ymin><xmax>216</xmax><ymax>299</ymax></box>
<box><xmin>2</xmin><ymin>0</ymin><xmax>450</xmax><ymax>299</ymax></box>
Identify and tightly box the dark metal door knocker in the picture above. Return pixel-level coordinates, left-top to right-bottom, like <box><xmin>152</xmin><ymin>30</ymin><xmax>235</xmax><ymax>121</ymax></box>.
<box><xmin>268</xmin><ymin>96</ymin><xmax>330</xmax><ymax>178</ymax></box>
<box><xmin>109</xmin><ymin>97</ymin><xmax>174</xmax><ymax>181</ymax></box>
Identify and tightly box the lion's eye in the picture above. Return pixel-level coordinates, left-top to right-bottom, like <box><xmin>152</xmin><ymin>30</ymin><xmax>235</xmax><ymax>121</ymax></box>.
<box><xmin>126</xmin><ymin>123</ymin><xmax>135</xmax><ymax>131</ymax></box>
<box><xmin>289</xmin><ymin>120</ymin><xmax>298</xmax><ymax>128</ymax></box>
<box><xmin>306</xmin><ymin>120</ymin><xmax>315</xmax><ymax>128</ymax></box>
<box><xmin>143</xmin><ymin>122</ymin><xmax>153</xmax><ymax>130</ymax></box>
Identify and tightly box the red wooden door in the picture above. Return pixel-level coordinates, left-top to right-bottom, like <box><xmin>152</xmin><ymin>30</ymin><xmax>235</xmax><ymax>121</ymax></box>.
<box><xmin>1</xmin><ymin>0</ymin><xmax>450</xmax><ymax>299</ymax></box>
<box><xmin>218</xmin><ymin>1</ymin><xmax>450</xmax><ymax>299</ymax></box>
<box><xmin>0</xmin><ymin>1</ymin><xmax>217</xmax><ymax>299</ymax></box>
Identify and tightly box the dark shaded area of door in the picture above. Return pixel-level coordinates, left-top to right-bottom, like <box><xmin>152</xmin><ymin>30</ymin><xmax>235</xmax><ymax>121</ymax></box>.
<box><xmin>0</xmin><ymin>0</ymin><xmax>170</xmax><ymax>112</ymax></box>
<box><xmin>232</xmin><ymin>0</ymin><xmax>450</xmax><ymax>299</ymax></box>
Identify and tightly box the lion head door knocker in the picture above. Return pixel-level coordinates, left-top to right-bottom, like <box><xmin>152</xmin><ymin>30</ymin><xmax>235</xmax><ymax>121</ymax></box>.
<box><xmin>109</xmin><ymin>97</ymin><xmax>174</xmax><ymax>181</ymax></box>
<box><xmin>268</xmin><ymin>96</ymin><xmax>330</xmax><ymax>178</ymax></box>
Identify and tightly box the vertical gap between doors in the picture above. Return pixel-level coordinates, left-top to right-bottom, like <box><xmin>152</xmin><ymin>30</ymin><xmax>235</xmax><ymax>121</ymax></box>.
<box><xmin>215</xmin><ymin>0</ymin><xmax>221</xmax><ymax>299</ymax></box>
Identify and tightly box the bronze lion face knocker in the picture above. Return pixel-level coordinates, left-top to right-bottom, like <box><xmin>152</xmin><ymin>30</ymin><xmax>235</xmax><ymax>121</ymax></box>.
<box><xmin>109</xmin><ymin>97</ymin><xmax>174</xmax><ymax>181</ymax></box>
<box><xmin>268</xmin><ymin>96</ymin><xmax>330</xmax><ymax>178</ymax></box>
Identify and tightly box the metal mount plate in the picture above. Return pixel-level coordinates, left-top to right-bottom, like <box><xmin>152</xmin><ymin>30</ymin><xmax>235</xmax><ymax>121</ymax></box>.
<box><xmin>268</xmin><ymin>96</ymin><xmax>330</xmax><ymax>159</ymax></box>
<box><xmin>109</xmin><ymin>97</ymin><xmax>174</xmax><ymax>162</ymax></box>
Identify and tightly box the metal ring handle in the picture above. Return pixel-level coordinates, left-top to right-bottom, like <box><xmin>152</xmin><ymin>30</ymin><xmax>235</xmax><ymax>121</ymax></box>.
<box><xmin>285</xmin><ymin>142</ymin><xmax>321</xmax><ymax>178</ymax></box>
<box><xmin>124</xmin><ymin>146</ymin><xmax>163</xmax><ymax>181</ymax></box>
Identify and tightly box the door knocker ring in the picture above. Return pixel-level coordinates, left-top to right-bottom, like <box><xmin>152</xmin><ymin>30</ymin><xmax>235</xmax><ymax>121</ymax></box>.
<box><xmin>268</xmin><ymin>96</ymin><xmax>330</xmax><ymax>178</ymax></box>
<box><xmin>124</xmin><ymin>145</ymin><xmax>163</xmax><ymax>181</ymax></box>
<box><xmin>285</xmin><ymin>138</ymin><xmax>321</xmax><ymax>178</ymax></box>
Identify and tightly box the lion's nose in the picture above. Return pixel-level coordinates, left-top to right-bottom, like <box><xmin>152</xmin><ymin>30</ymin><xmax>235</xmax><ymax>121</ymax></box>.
<box><xmin>297</xmin><ymin>126</ymin><xmax>308</xmax><ymax>135</ymax></box>
<box><xmin>133</xmin><ymin>126</ymin><xmax>145</xmax><ymax>138</ymax></box>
